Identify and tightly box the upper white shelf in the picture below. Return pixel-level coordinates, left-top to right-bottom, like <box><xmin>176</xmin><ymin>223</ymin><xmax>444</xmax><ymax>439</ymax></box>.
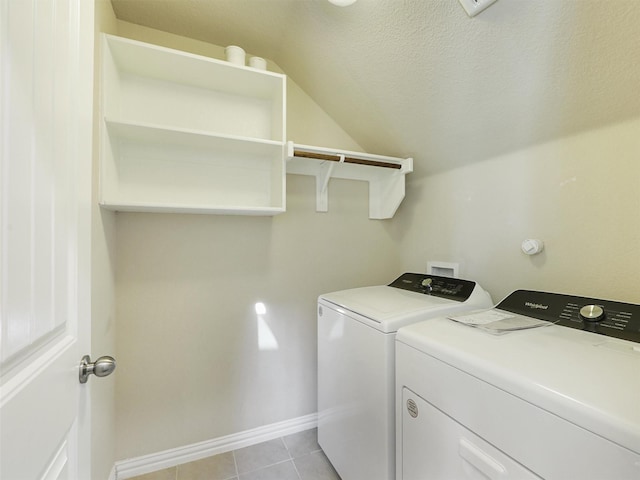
<box><xmin>286</xmin><ymin>142</ymin><xmax>413</xmax><ymax>219</ymax></box>
<box><xmin>104</xmin><ymin>33</ymin><xmax>285</xmax><ymax>104</ymax></box>
<box><xmin>99</xmin><ymin>34</ymin><xmax>287</xmax><ymax>215</ymax></box>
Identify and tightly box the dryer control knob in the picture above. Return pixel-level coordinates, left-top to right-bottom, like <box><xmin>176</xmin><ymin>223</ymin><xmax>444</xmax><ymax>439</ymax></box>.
<box><xmin>579</xmin><ymin>304</ymin><xmax>605</xmax><ymax>322</ymax></box>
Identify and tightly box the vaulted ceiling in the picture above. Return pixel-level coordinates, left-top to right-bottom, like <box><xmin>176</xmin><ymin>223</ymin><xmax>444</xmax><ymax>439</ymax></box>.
<box><xmin>110</xmin><ymin>0</ymin><xmax>640</xmax><ymax>177</ymax></box>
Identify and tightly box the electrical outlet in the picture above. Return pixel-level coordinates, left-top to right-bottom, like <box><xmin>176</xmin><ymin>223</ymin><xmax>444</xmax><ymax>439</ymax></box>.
<box><xmin>458</xmin><ymin>0</ymin><xmax>499</xmax><ymax>17</ymax></box>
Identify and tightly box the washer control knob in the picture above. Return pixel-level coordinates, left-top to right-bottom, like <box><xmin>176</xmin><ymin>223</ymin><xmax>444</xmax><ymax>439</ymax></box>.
<box><xmin>421</xmin><ymin>278</ymin><xmax>433</xmax><ymax>293</ymax></box>
<box><xmin>579</xmin><ymin>304</ymin><xmax>605</xmax><ymax>322</ymax></box>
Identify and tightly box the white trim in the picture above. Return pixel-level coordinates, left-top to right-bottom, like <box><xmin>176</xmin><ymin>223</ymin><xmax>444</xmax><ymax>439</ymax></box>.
<box><xmin>0</xmin><ymin>334</ymin><xmax>74</xmax><ymax>406</ymax></box>
<box><xmin>114</xmin><ymin>413</ymin><xmax>318</xmax><ymax>479</ymax></box>
<box><xmin>107</xmin><ymin>465</ymin><xmax>117</xmax><ymax>480</ymax></box>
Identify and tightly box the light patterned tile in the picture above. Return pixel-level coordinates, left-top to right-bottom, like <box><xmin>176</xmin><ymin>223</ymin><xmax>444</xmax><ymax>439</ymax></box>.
<box><xmin>294</xmin><ymin>451</ymin><xmax>341</xmax><ymax>480</ymax></box>
<box><xmin>127</xmin><ymin>434</ymin><xmax>335</xmax><ymax>480</ymax></box>
<box><xmin>283</xmin><ymin>429</ymin><xmax>321</xmax><ymax>459</ymax></box>
<box><xmin>176</xmin><ymin>451</ymin><xmax>237</xmax><ymax>480</ymax></box>
<box><xmin>234</xmin><ymin>438</ymin><xmax>290</xmax><ymax>474</ymax></box>
<box><xmin>238</xmin><ymin>460</ymin><xmax>300</xmax><ymax>480</ymax></box>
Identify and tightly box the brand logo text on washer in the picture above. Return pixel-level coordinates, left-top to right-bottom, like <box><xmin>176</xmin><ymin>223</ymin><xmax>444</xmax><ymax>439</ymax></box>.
<box><xmin>525</xmin><ymin>302</ymin><xmax>549</xmax><ymax>310</ymax></box>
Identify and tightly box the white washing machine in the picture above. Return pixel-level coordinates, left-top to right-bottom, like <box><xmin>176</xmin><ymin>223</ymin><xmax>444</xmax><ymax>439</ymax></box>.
<box><xmin>318</xmin><ymin>273</ymin><xmax>492</xmax><ymax>480</ymax></box>
<box><xmin>396</xmin><ymin>290</ymin><xmax>640</xmax><ymax>480</ymax></box>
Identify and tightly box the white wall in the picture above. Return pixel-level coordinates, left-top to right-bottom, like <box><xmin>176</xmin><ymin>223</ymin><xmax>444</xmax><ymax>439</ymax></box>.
<box><xmin>111</xmin><ymin>23</ymin><xmax>402</xmax><ymax>460</ymax></box>
<box><xmin>396</xmin><ymin>116</ymin><xmax>640</xmax><ymax>304</ymax></box>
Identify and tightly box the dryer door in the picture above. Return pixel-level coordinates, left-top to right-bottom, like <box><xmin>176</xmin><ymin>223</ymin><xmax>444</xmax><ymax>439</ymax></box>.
<box><xmin>401</xmin><ymin>388</ymin><xmax>541</xmax><ymax>480</ymax></box>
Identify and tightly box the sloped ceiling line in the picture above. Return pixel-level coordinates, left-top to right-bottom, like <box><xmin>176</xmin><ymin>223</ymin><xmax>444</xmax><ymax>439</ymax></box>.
<box><xmin>111</xmin><ymin>0</ymin><xmax>640</xmax><ymax>177</ymax></box>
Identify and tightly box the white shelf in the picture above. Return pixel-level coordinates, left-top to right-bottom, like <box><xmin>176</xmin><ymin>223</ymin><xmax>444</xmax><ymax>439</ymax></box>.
<box><xmin>104</xmin><ymin>119</ymin><xmax>284</xmax><ymax>153</ymax></box>
<box><xmin>99</xmin><ymin>34</ymin><xmax>287</xmax><ymax>215</ymax></box>
<box><xmin>286</xmin><ymin>142</ymin><xmax>413</xmax><ymax>219</ymax></box>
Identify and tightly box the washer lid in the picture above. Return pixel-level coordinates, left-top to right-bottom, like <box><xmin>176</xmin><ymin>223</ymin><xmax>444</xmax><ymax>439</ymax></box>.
<box><xmin>321</xmin><ymin>285</ymin><xmax>452</xmax><ymax>323</ymax></box>
<box><xmin>319</xmin><ymin>273</ymin><xmax>492</xmax><ymax>332</ymax></box>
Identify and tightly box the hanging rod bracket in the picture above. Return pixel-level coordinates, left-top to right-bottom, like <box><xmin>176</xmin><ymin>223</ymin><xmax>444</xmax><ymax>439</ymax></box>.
<box><xmin>316</xmin><ymin>162</ymin><xmax>335</xmax><ymax>212</ymax></box>
<box><xmin>286</xmin><ymin>141</ymin><xmax>413</xmax><ymax>219</ymax></box>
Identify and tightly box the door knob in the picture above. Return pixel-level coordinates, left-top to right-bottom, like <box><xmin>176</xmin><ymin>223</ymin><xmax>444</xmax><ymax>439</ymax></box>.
<box><xmin>79</xmin><ymin>355</ymin><xmax>116</xmax><ymax>384</ymax></box>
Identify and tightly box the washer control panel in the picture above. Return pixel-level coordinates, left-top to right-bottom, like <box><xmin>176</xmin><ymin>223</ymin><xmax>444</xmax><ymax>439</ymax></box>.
<box><xmin>388</xmin><ymin>273</ymin><xmax>476</xmax><ymax>302</ymax></box>
<box><xmin>497</xmin><ymin>290</ymin><xmax>640</xmax><ymax>343</ymax></box>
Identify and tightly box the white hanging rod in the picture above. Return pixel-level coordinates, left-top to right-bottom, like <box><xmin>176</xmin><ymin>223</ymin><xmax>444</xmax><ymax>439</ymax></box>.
<box><xmin>293</xmin><ymin>149</ymin><xmax>402</xmax><ymax>169</ymax></box>
<box><xmin>288</xmin><ymin>142</ymin><xmax>408</xmax><ymax>171</ymax></box>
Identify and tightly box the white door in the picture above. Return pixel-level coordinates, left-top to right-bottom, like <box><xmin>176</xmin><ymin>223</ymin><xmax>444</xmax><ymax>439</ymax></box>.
<box><xmin>0</xmin><ymin>0</ymin><xmax>95</xmax><ymax>478</ymax></box>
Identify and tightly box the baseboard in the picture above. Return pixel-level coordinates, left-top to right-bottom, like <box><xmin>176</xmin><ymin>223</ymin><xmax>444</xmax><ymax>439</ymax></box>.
<box><xmin>114</xmin><ymin>412</ymin><xmax>318</xmax><ymax>479</ymax></box>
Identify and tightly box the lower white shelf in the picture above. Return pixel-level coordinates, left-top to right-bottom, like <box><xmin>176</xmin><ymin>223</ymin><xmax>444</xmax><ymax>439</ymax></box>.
<box><xmin>100</xmin><ymin>120</ymin><xmax>285</xmax><ymax>215</ymax></box>
<box><xmin>100</xmin><ymin>202</ymin><xmax>285</xmax><ymax>216</ymax></box>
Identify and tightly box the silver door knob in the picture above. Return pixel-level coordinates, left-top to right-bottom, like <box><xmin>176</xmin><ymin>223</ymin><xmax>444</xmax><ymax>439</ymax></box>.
<box><xmin>79</xmin><ymin>355</ymin><xmax>116</xmax><ymax>384</ymax></box>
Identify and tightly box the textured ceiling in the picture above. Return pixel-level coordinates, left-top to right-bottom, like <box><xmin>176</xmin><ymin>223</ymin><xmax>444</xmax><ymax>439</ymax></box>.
<box><xmin>110</xmin><ymin>0</ymin><xmax>640</xmax><ymax>176</ymax></box>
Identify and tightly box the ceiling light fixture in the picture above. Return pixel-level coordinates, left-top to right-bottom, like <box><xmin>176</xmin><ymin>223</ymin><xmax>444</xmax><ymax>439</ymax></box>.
<box><xmin>328</xmin><ymin>0</ymin><xmax>357</xmax><ymax>6</ymax></box>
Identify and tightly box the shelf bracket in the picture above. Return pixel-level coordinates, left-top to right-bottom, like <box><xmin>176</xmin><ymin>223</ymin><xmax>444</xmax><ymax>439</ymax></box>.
<box><xmin>315</xmin><ymin>154</ymin><xmax>347</xmax><ymax>212</ymax></box>
<box><xmin>317</xmin><ymin>161</ymin><xmax>335</xmax><ymax>212</ymax></box>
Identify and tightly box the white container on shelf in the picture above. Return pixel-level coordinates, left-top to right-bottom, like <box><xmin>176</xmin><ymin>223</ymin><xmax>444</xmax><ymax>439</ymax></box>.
<box><xmin>224</xmin><ymin>45</ymin><xmax>245</xmax><ymax>65</ymax></box>
<box><xmin>249</xmin><ymin>56</ymin><xmax>267</xmax><ymax>70</ymax></box>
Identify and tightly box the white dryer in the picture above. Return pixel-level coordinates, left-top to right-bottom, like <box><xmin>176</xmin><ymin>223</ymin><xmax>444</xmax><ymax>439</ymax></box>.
<box><xmin>396</xmin><ymin>290</ymin><xmax>640</xmax><ymax>480</ymax></box>
<box><xmin>318</xmin><ymin>273</ymin><xmax>492</xmax><ymax>480</ymax></box>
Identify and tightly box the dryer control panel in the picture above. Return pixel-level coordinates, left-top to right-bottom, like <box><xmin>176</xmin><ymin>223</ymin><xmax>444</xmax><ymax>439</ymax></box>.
<box><xmin>388</xmin><ymin>273</ymin><xmax>477</xmax><ymax>303</ymax></box>
<box><xmin>497</xmin><ymin>290</ymin><xmax>640</xmax><ymax>343</ymax></box>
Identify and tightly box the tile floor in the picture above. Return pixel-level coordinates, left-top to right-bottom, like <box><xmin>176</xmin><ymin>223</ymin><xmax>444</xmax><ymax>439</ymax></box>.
<box><xmin>129</xmin><ymin>428</ymin><xmax>341</xmax><ymax>480</ymax></box>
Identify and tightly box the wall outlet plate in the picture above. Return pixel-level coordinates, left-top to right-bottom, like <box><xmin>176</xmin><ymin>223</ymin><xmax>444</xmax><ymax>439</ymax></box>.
<box><xmin>458</xmin><ymin>0</ymin><xmax>498</xmax><ymax>17</ymax></box>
